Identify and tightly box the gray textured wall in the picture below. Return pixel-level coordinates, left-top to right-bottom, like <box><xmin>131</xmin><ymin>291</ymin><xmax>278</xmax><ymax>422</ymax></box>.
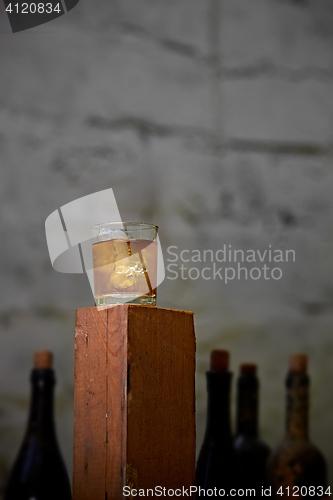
<box><xmin>1</xmin><ymin>0</ymin><xmax>333</xmax><ymax>494</ymax></box>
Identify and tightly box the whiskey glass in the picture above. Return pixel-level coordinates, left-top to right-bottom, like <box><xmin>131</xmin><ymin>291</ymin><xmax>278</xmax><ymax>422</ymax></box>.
<box><xmin>91</xmin><ymin>222</ymin><xmax>158</xmax><ymax>306</ymax></box>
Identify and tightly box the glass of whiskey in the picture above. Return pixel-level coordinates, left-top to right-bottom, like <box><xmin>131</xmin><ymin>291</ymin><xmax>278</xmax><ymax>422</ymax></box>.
<box><xmin>91</xmin><ymin>222</ymin><xmax>158</xmax><ymax>306</ymax></box>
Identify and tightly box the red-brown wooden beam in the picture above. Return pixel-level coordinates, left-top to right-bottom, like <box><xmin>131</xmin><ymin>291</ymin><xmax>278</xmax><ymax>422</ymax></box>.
<box><xmin>73</xmin><ymin>304</ymin><xmax>196</xmax><ymax>500</ymax></box>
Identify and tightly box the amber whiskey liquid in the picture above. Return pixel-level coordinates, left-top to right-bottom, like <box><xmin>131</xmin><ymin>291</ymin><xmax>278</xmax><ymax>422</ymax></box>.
<box><xmin>92</xmin><ymin>238</ymin><xmax>158</xmax><ymax>305</ymax></box>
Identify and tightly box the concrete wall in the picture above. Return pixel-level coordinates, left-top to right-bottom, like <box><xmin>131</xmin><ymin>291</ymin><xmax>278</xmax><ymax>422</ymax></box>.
<box><xmin>1</xmin><ymin>0</ymin><xmax>333</xmax><ymax>494</ymax></box>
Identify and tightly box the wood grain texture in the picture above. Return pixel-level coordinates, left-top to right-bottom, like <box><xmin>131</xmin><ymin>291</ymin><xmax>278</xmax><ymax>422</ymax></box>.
<box><xmin>126</xmin><ymin>306</ymin><xmax>196</xmax><ymax>492</ymax></box>
<box><xmin>73</xmin><ymin>305</ymin><xmax>196</xmax><ymax>500</ymax></box>
<box><xmin>73</xmin><ymin>307</ymin><xmax>109</xmax><ymax>500</ymax></box>
<box><xmin>105</xmin><ymin>305</ymin><xmax>128</xmax><ymax>498</ymax></box>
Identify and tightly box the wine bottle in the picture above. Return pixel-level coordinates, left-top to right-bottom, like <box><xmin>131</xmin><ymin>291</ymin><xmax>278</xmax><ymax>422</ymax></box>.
<box><xmin>4</xmin><ymin>351</ymin><xmax>72</xmax><ymax>500</ymax></box>
<box><xmin>267</xmin><ymin>354</ymin><xmax>327</xmax><ymax>498</ymax></box>
<box><xmin>196</xmin><ymin>349</ymin><xmax>236</xmax><ymax>494</ymax></box>
<box><xmin>234</xmin><ymin>363</ymin><xmax>270</xmax><ymax>494</ymax></box>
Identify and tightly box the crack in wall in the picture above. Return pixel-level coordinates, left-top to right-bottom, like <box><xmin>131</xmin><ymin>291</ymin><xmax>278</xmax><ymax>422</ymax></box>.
<box><xmin>120</xmin><ymin>21</ymin><xmax>207</xmax><ymax>64</ymax></box>
<box><xmin>120</xmin><ymin>21</ymin><xmax>333</xmax><ymax>83</ymax></box>
<box><xmin>222</xmin><ymin>63</ymin><xmax>333</xmax><ymax>82</ymax></box>
<box><xmin>86</xmin><ymin>115</ymin><xmax>332</xmax><ymax>157</ymax></box>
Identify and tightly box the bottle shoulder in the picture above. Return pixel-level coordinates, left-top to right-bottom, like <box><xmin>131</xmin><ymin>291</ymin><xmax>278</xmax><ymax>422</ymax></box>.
<box><xmin>267</xmin><ymin>437</ymin><xmax>327</xmax><ymax>488</ymax></box>
<box><xmin>5</xmin><ymin>444</ymin><xmax>72</xmax><ymax>500</ymax></box>
<box><xmin>196</xmin><ymin>441</ymin><xmax>236</xmax><ymax>490</ymax></box>
<box><xmin>268</xmin><ymin>437</ymin><xmax>326</xmax><ymax>462</ymax></box>
<box><xmin>234</xmin><ymin>434</ymin><xmax>270</xmax><ymax>456</ymax></box>
<box><xmin>199</xmin><ymin>435</ymin><xmax>234</xmax><ymax>453</ymax></box>
<box><xmin>7</xmin><ymin>438</ymin><xmax>69</xmax><ymax>481</ymax></box>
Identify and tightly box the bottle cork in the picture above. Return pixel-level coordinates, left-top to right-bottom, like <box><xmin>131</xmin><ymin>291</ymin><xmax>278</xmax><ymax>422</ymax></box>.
<box><xmin>210</xmin><ymin>349</ymin><xmax>229</xmax><ymax>372</ymax></box>
<box><xmin>289</xmin><ymin>353</ymin><xmax>307</xmax><ymax>374</ymax></box>
<box><xmin>240</xmin><ymin>363</ymin><xmax>257</xmax><ymax>376</ymax></box>
<box><xmin>34</xmin><ymin>351</ymin><xmax>53</xmax><ymax>369</ymax></box>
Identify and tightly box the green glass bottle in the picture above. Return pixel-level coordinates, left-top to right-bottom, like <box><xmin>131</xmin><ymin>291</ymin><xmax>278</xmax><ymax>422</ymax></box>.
<box><xmin>234</xmin><ymin>363</ymin><xmax>270</xmax><ymax>494</ymax></box>
<box><xmin>4</xmin><ymin>351</ymin><xmax>72</xmax><ymax>500</ymax></box>
<box><xmin>196</xmin><ymin>350</ymin><xmax>236</xmax><ymax>494</ymax></box>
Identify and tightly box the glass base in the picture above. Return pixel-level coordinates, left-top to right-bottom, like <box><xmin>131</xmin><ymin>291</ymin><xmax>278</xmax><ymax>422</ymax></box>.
<box><xmin>95</xmin><ymin>294</ymin><xmax>156</xmax><ymax>306</ymax></box>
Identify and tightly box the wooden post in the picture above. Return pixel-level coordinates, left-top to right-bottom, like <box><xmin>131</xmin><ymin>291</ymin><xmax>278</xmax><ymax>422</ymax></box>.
<box><xmin>73</xmin><ymin>304</ymin><xmax>196</xmax><ymax>500</ymax></box>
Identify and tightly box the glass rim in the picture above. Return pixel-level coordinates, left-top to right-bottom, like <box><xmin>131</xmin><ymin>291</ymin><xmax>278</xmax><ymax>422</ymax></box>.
<box><xmin>91</xmin><ymin>221</ymin><xmax>158</xmax><ymax>231</ymax></box>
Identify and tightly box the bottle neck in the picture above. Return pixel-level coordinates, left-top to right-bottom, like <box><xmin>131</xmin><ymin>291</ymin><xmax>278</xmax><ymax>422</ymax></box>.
<box><xmin>26</xmin><ymin>369</ymin><xmax>56</xmax><ymax>439</ymax></box>
<box><xmin>204</xmin><ymin>371</ymin><xmax>232</xmax><ymax>443</ymax></box>
<box><xmin>285</xmin><ymin>372</ymin><xmax>309</xmax><ymax>441</ymax></box>
<box><xmin>236</xmin><ymin>374</ymin><xmax>258</xmax><ymax>437</ymax></box>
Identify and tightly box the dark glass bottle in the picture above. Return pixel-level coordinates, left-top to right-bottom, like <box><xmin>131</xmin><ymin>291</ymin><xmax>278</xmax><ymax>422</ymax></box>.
<box><xmin>267</xmin><ymin>354</ymin><xmax>327</xmax><ymax>499</ymax></box>
<box><xmin>5</xmin><ymin>351</ymin><xmax>72</xmax><ymax>500</ymax></box>
<box><xmin>196</xmin><ymin>350</ymin><xmax>236</xmax><ymax>495</ymax></box>
<box><xmin>234</xmin><ymin>363</ymin><xmax>270</xmax><ymax>494</ymax></box>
